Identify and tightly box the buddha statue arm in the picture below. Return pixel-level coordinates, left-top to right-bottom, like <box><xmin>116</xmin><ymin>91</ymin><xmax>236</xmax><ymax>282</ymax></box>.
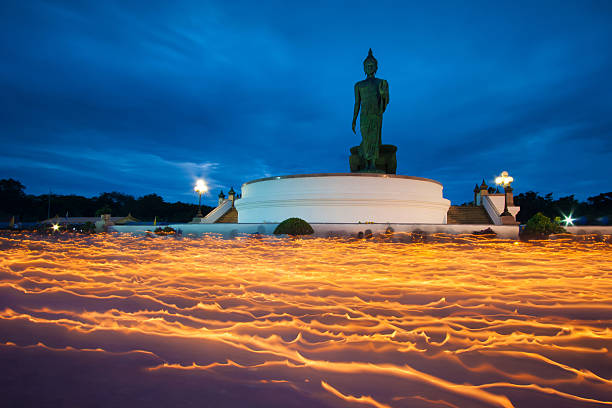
<box><xmin>379</xmin><ymin>79</ymin><xmax>389</xmax><ymax>113</ymax></box>
<box><xmin>352</xmin><ymin>83</ymin><xmax>360</xmax><ymax>134</ymax></box>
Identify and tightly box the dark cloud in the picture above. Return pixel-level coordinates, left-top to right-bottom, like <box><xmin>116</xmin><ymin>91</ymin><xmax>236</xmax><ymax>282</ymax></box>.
<box><xmin>1</xmin><ymin>0</ymin><xmax>611</xmax><ymax>205</ymax></box>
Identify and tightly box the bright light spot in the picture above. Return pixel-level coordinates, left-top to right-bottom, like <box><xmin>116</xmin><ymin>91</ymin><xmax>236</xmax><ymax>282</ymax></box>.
<box><xmin>194</xmin><ymin>179</ymin><xmax>208</xmax><ymax>194</ymax></box>
<box><xmin>495</xmin><ymin>171</ymin><xmax>514</xmax><ymax>187</ymax></box>
<box><xmin>51</xmin><ymin>224</ymin><xmax>60</xmax><ymax>231</ymax></box>
<box><xmin>563</xmin><ymin>215</ymin><xmax>575</xmax><ymax>226</ymax></box>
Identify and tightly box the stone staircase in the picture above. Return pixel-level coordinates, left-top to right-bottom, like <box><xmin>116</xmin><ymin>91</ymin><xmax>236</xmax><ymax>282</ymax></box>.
<box><xmin>447</xmin><ymin>206</ymin><xmax>492</xmax><ymax>224</ymax></box>
<box><xmin>201</xmin><ymin>199</ymin><xmax>233</xmax><ymax>223</ymax></box>
<box><xmin>215</xmin><ymin>207</ymin><xmax>238</xmax><ymax>223</ymax></box>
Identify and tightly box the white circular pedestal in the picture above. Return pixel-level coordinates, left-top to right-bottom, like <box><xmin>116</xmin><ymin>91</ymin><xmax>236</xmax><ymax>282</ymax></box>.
<box><xmin>235</xmin><ymin>173</ymin><xmax>451</xmax><ymax>224</ymax></box>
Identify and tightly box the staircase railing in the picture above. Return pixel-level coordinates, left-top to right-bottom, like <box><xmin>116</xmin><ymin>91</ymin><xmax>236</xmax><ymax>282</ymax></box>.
<box><xmin>482</xmin><ymin>195</ymin><xmax>503</xmax><ymax>225</ymax></box>
<box><xmin>483</xmin><ymin>195</ymin><xmax>520</xmax><ymax>225</ymax></box>
<box><xmin>201</xmin><ymin>199</ymin><xmax>233</xmax><ymax>224</ymax></box>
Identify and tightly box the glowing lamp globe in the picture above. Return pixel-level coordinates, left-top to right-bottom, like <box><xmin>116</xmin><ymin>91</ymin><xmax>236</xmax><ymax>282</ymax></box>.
<box><xmin>495</xmin><ymin>171</ymin><xmax>514</xmax><ymax>187</ymax></box>
<box><xmin>194</xmin><ymin>179</ymin><xmax>208</xmax><ymax>194</ymax></box>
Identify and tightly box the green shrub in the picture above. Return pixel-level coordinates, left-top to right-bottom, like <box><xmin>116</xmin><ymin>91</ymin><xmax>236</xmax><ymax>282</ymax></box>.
<box><xmin>273</xmin><ymin>218</ymin><xmax>314</xmax><ymax>236</ymax></box>
<box><xmin>154</xmin><ymin>226</ymin><xmax>176</xmax><ymax>235</ymax></box>
<box><xmin>95</xmin><ymin>206</ymin><xmax>112</xmax><ymax>216</ymax></box>
<box><xmin>523</xmin><ymin>212</ymin><xmax>565</xmax><ymax>237</ymax></box>
<box><xmin>83</xmin><ymin>221</ymin><xmax>96</xmax><ymax>234</ymax></box>
<box><xmin>473</xmin><ymin>227</ymin><xmax>496</xmax><ymax>236</ymax></box>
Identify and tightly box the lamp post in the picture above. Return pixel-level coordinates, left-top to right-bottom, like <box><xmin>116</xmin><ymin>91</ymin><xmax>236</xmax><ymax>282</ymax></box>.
<box><xmin>194</xmin><ymin>179</ymin><xmax>208</xmax><ymax>218</ymax></box>
<box><xmin>495</xmin><ymin>171</ymin><xmax>514</xmax><ymax>217</ymax></box>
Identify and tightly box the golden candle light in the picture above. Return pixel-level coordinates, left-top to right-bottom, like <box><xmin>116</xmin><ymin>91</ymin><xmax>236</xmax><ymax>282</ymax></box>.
<box><xmin>0</xmin><ymin>233</ymin><xmax>610</xmax><ymax>407</ymax></box>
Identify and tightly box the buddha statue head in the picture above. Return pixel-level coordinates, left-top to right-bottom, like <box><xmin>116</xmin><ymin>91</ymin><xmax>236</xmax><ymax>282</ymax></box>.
<box><xmin>363</xmin><ymin>48</ymin><xmax>378</xmax><ymax>77</ymax></box>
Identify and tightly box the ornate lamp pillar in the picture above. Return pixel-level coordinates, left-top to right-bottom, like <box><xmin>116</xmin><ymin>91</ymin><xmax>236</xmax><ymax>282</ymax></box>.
<box><xmin>478</xmin><ymin>179</ymin><xmax>488</xmax><ymax>206</ymax></box>
<box><xmin>218</xmin><ymin>190</ymin><xmax>226</xmax><ymax>206</ymax></box>
<box><xmin>228</xmin><ymin>187</ymin><xmax>236</xmax><ymax>206</ymax></box>
<box><xmin>495</xmin><ymin>171</ymin><xmax>514</xmax><ymax>219</ymax></box>
<box><xmin>194</xmin><ymin>179</ymin><xmax>208</xmax><ymax>218</ymax></box>
<box><xmin>505</xmin><ymin>185</ymin><xmax>514</xmax><ymax>207</ymax></box>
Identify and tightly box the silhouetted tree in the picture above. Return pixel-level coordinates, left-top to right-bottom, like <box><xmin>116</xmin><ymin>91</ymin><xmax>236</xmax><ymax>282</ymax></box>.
<box><xmin>95</xmin><ymin>205</ymin><xmax>113</xmax><ymax>216</ymax></box>
<box><xmin>553</xmin><ymin>195</ymin><xmax>584</xmax><ymax>219</ymax></box>
<box><xmin>515</xmin><ymin>191</ymin><xmax>610</xmax><ymax>225</ymax></box>
<box><xmin>95</xmin><ymin>192</ymin><xmax>136</xmax><ymax>215</ymax></box>
<box><xmin>133</xmin><ymin>194</ymin><xmax>166</xmax><ymax>220</ymax></box>
<box><xmin>0</xmin><ymin>178</ymin><xmax>26</xmax><ymax>218</ymax></box>
<box><xmin>515</xmin><ymin>192</ymin><xmax>554</xmax><ymax>223</ymax></box>
<box><xmin>0</xmin><ymin>179</ymin><xmax>214</xmax><ymax>223</ymax></box>
<box><xmin>587</xmin><ymin>192</ymin><xmax>612</xmax><ymax>217</ymax></box>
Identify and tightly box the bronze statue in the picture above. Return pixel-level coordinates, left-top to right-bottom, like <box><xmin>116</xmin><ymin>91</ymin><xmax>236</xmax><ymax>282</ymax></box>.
<box><xmin>352</xmin><ymin>49</ymin><xmax>389</xmax><ymax>171</ymax></box>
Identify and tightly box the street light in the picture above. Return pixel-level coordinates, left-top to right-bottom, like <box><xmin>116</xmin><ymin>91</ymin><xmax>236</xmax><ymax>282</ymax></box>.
<box><xmin>562</xmin><ymin>214</ymin><xmax>575</xmax><ymax>226</ymax></box>
<box><xmin>194</xmin><ymin>179</ymin><xmax>208</xmax><ymax>218</ymax></box>
<box><xmin>495</xmin><ymin>171</ymin><xmax>514</xmax><ymax>217</ymax></box>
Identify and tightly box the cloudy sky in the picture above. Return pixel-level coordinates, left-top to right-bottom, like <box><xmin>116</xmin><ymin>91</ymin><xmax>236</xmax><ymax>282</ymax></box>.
<box><xmin>1</xmin><ymin>0</ymin><xmax>611</xmax><ymax>206</ymax></box>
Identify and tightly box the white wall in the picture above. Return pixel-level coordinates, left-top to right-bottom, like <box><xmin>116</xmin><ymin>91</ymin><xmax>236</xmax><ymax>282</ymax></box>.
<box><xmin>112</xmin><ymin>223</ymin><xmax>520</xmax><ymax>239</ymax></box>
<box><xmin>565</xmin><ymin>226</ymin><xmax>612</xmax><ymax>235</ymax></box>
<box><xmin>111</xmin><ymin>223</ymin><xmax>279</xmax><ymax>239</ymax></box>
<box><xmin>236</xmin><ymin>174</ymin><xmax>451</xmax><ymax>224</ymax></box>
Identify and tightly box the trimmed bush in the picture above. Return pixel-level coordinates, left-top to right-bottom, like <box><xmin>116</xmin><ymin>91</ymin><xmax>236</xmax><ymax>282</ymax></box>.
<box><xmin>523</xmin><ymin>212</ymin><xmax>565</xmax><ymax>237</ymax></box>
<box><xmin>409</xmin><ymin>229</ymin><xmax>427</xmax><ymax>243</ymax></box>
<box><xmin>473</xmin><ymin>227</ymin><xmax>497</xmax><ymax>236</ymax></box>
<box><xmin>273</xmin><ymin>218</ymin><xmax>314</xmax><ymax>236</ymax></box>
<box><xmin>154</xmin><ymin>226</ymin><xmax>176</xmax><ymax>235</ymax></box>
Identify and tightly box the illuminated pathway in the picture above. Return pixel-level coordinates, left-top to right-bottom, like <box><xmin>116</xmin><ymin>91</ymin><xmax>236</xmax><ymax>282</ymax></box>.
<box><xmin>0</xmin><ymin>233</ymin><xmax>610</xmax><ymax>407</ymax></box>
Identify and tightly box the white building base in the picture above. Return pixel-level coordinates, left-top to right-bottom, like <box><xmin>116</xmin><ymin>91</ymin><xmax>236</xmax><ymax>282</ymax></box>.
<box><xmin>112</xmin><ymin>223</ymin><xmax>520</xmax><ymax>239</ymax></box>
<box><xmin>235</xmin><ymin>173</ymin><xmax>451</xmax><ymax>224</ymax></box>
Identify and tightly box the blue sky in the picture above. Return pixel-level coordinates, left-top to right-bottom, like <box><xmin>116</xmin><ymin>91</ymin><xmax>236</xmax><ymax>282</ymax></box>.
<box><xmin>1</xmin><ymin>0</ymin><xmax>611</xmax><ymax>206</ymax></box>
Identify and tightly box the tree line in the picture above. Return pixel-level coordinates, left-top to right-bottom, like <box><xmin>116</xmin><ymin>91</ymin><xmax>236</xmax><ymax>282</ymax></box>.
<box><xmin>0</xmin><ymin>179</ymin><xmax>214</xmax><ymax>223</ymax></box>
<box><xmin>515</xmin><ymin>191</ymin><xmax>611</xmax><ymax>224</ymax></box>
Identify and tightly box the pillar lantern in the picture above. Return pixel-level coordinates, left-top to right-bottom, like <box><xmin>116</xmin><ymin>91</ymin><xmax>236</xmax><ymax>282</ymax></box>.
<box><xmin>228</xmin><ymin>187</ymin><xmax>236</xmax><ymax>205</ymax></box>
<box><xmin>478</xmin><ymin>179</ymin><xmax>489</xmax><ymax>206</ymax></box>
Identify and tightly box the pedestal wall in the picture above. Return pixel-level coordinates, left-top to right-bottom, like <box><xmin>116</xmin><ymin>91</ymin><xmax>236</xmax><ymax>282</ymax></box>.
<box><xmin>235</xmin><ymin>173</ymin><xmax>451</xmax><ymax>224</ymax></box>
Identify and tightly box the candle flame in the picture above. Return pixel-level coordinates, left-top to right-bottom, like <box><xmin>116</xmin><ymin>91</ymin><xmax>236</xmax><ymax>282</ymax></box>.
<box><xmin>0</xmin><ymin>233</ymin><xmax>610</xmax><ymax>407</ymax></box>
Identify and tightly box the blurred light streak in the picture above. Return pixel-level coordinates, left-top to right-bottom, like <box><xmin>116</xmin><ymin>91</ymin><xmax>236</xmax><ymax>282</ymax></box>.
<box><xmin>0</xmin><ymin>232</ymin><xmax>610</xmax><ymax>407</ymax></box>
<box><xmin>321</xmin><ymin>380</ymin><xmax>393</xmax><ymax>408</ymax></box>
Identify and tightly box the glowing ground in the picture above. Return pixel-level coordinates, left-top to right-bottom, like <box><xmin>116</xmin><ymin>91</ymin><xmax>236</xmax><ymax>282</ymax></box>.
<box><xmin>0</xmin><ymin>233</ymin><xmax>610</xmax><ymax>408</ymax></box>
